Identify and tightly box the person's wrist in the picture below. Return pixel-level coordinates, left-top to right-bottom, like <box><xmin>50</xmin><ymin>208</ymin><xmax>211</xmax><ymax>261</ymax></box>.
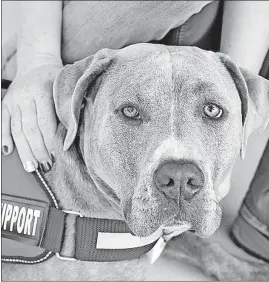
<box><xmin>220</xmin><ymin>46</ymin><xmax>263</xmax><ymax>75</ymax></box>
<box><xmin>16</xmin><ymin>52</ymin><xmax>63</xmax><ymax>76</ymax></box>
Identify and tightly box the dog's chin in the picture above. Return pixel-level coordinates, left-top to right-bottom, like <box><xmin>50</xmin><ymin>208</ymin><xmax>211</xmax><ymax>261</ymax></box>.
<box><xmin>124</xmin><ymin>192</ymin><xmax>222</xmax><ymax>238</ymax></box>
<box><xmin>125</xmin><ymin>213</ymin><xmax>221</xmax><ymax>238</ymax></box>
<box><xmin>127</xmin><ymin>212</ymin><xmax>221</xmax><ymax>238</ymax></box>
<box><xmin>124</xmin><ymin>197</ymin><xmax>178</xmax><ymax>237</ymax></box>
<box><xmin>167</xmin><ymin>208</ymin><xmax>222</xmax><ymax>238</ymax></box>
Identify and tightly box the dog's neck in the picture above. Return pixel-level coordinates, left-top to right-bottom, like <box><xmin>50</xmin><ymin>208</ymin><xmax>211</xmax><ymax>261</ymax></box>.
<box><xmin>41</xmin><ymin>125</ymin><xmax>150</xmax><ymax>277</ymax></box>
<box><xmin>46</xmin><ymin>124</ymin><xmax>123</xmax><ymax>221</ymax></box>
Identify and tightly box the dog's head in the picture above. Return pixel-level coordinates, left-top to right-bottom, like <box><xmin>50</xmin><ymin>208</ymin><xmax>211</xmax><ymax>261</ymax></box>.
<box><xmin>54</xmin><ymin>43</ymin><xmax>269</xmax><ymax>237</ymax></box>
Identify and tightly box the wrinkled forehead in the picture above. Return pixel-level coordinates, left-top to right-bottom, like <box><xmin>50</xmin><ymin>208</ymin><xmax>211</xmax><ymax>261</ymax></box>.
<box><xmin>98</xmin><ymin>45</ymin><xmax>239</xmax><ymax>105</ymax></box>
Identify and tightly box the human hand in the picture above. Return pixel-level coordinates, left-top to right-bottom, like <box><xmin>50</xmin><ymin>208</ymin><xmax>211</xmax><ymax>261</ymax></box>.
<box><xmin>2</xmin><ymin>64</ymin><xmax>62</xmax><ymax>173</ymax></box>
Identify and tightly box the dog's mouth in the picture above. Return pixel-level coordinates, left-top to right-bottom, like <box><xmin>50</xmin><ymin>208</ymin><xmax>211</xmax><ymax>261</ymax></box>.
<box><xmin>124</xmin><ymin>186</ymin><xmax>222</xmax><ymax>238</ymax></box>
<box><xmin>163</xmin><ymin>219</ymin><xmax>193</xmax><ymax>236</ymax></box>
<box><xmin>164</xmin><ymin>218</ymin><xmax>192</xmax><ymax>229</ymax></box>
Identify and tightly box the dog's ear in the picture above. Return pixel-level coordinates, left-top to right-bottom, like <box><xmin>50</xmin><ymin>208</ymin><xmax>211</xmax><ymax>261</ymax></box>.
<box><xmin>218</xmin><ymin>53</ymin><xmax>269</xmax><ymax>159</ymax></box>
<box><xmin>53</xmin><ymin>49</ymin><xmax>116</xmax><ymax>151</ymax></box>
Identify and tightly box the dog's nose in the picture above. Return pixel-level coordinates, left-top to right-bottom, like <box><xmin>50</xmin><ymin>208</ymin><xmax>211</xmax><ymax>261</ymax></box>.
<box><xmin>154</xmin><ymin>161</ymin><xmax>204</xmax><ymax>201</ymax></box>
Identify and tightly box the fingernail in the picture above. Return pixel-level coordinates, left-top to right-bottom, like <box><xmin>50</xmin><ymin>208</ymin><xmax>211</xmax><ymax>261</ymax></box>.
<box><xmin>40</xmin><ymin>161</ymin><xmax>51</xmax><ymax>173</ymax></box>
<box><xmin>23</xmin><ymin>161</ymin><xmax>37</xmax><ymax>172</ymax></box>
<box><xmin>50</xmin><ymin>151</ymin><xmax>56</xmax><ymax>163</ymax></box>
<box><xmin>2</xmin><ymin>145</ymin><xmax>8</xmax><ymax>154</ymax></box>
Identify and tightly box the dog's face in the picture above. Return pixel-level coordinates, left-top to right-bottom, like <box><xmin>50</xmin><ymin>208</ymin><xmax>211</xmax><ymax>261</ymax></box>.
<box><xmin>54</xmin><ymin>44</ymin><xmax>269</xmax><ymax>238</ymax></box>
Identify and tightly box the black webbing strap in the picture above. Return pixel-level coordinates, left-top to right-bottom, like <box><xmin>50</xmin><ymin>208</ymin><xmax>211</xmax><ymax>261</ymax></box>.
<box><xmin>41</xmin><ymin>212</ymin><xmax>158</xmax><ymax>261</ymax></box>
<box><xmin>40</xmin><ymin>207</ymin><xmax>66</xmax><ymax>253</ymax></box>
<box><xmin>75</xmin><ymin>217</ymin><xmax>157</xmax><ymax>261</ymax></box>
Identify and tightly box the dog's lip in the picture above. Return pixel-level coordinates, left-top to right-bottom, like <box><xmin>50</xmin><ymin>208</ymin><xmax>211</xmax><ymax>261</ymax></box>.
<box><xmin>163</xmin><ymin>218</ymin><xmax>192</xmax><ymax>231</ymax></box>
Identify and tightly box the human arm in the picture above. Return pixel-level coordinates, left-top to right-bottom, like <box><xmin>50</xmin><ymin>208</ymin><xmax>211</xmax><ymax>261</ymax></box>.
<box><xmin>2</xmin><ymin>1</ymin><xmax>63</xmax><ymax>172</ymax></box>
<box><xmin>220</xmin><ymin>1</ymin><xmax>269</xmax><ymax>73</ymax></box>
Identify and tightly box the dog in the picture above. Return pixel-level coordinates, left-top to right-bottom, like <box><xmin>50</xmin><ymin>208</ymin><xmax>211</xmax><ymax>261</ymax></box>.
<box><xmin>2</xmin><ymin>43</ymin><xmax>269</xmax><ymax>281</ymax></box>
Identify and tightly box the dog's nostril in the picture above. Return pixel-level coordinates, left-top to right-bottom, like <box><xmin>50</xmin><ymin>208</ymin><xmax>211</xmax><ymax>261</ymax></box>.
<box><xmin>167</xmin><ymin>178</ymin><xmax>174</xmax><ymax>187</ymax></box>
<box><xmin>187</xmin><ymin>178</ymin><xmax>193</xmax><ymax>186</ymax></box>
<box><xmin>187</xmin><ymin>178</ymin><xmax>202</xmax><ymax>189</ymax></box>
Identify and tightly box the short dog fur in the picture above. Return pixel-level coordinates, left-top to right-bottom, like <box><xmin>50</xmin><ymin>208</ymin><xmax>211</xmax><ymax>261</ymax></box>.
<box><xmin>2</xmin><ymin>43</ymin><xmax>269</xmax><ymax>281</ymax></box>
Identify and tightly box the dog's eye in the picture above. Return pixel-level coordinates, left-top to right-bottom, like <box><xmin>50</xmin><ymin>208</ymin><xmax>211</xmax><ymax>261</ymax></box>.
<box><xmin>203</xmin><ymin>103</ymin><xmax>223</xmax><ymax>119</ymax></box>
<box><xmin>122</xmin><ymin>106</ymin><xmax>140</xmax><ymax>119</ymax></box>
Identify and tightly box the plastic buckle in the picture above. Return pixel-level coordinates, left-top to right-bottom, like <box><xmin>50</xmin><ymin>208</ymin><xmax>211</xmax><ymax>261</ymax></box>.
<box><xmin>56</xmin><ymin>209</ymin><xmax>83</xmax><ymax>261</ymax></box>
